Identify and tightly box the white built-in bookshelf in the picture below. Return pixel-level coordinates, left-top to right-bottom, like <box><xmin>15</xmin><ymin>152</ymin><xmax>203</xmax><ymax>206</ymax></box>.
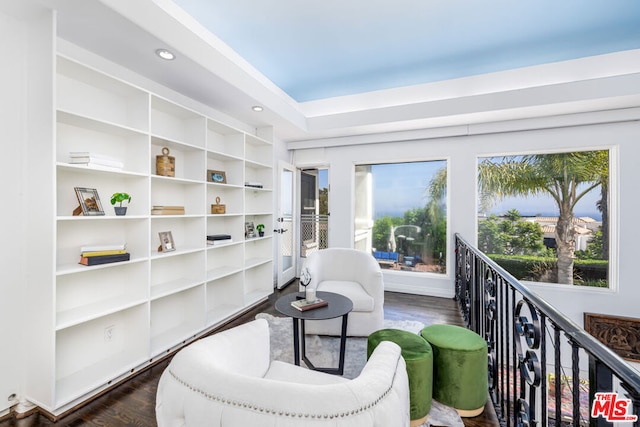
<box><xmin>52</xmin><ymin>55</ymin><xmax>273</xmax><ymax>410</ymax></box>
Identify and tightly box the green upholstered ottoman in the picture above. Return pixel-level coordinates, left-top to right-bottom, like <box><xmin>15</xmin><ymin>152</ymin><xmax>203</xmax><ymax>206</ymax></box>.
<box><xmin>368</xmin><ymin>329</ymin><xmax>433</xmax><ymax>427</ymax></box>
<box><xmin>420</xmin><ymin>324</ymin><xmax>487</xmax><ymax>417</ymax></box>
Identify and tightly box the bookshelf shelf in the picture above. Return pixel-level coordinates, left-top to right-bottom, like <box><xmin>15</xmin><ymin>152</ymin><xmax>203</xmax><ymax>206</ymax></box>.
<box><xmin>56</xmin><ymin>296</ymin><xmax>148</xmax><ymax>331</ymax></box>
<box><xmin>206</xmin><ymin>265</ymin><xmax>244</xmax><ymax>282</ymax></box>
<box><xmin>55</xmin><ymin>256</ymin><xmax>148</xmax><ymax>276</ymax></box>
<box><xmin>150</xmin><ymin>277</ymin><xmax>205</xmax><ymax>301</ymax></box>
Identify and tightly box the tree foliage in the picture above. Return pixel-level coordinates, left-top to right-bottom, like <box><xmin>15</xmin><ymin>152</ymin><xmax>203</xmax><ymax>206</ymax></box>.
<box><xmin>478</xmin><ymin>210</ymin><xmax>544</xmax><ymax>255</ymax></box>
<box><xmin>576</xmin><ymin>227</ymin><xmax>604</xmax><ymax>260</ymax></box>
<box><xmin>318</xmin><ymin>188</ymin><xmax>328</xmax><ymax>215</ymax></box>
<box><xmin>372</xmin><ymin>216</ymin><xmax>402</xmax><ymax>251</ymax></box>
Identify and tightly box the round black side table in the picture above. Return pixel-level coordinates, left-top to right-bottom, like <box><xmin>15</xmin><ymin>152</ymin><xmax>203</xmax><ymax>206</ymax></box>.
<box><xmin>275</xmin><ymin>291</ymin><xmax>353</xmax><ymax>375</ymax></box>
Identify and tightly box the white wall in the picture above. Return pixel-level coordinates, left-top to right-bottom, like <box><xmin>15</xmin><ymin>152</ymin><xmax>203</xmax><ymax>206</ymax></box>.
<box><xmin>0</xmin><ymin>4</ymin><xmax>57</xmax><ymax>414</ymax></box>
<box><xmin>0</xmin><ymin>8</ymin><xmax>27</xmax><ymax>415</ymax></box>
<box><xmin>292</xmin><ymin>114</ymin><xmax>640</xmax><ymax>327</ymax></box>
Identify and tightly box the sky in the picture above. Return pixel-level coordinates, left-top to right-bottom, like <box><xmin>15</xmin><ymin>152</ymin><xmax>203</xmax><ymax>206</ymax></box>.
<box><xmin>370</xmin><ymin>162</ymin><xmax>446</xmax><ymax>218</ymax></box>
<box><xmin>318</xmin><ymin>169</ymin><xmax>328</xmax><ymax>189</ymax></box>
<box><xmin>486</xmin><ymin>190</ymin><xmax>602</xmax><ymax>219</ymax></box>
<box><xmin>365</xmin><ymin>160</ymin><xmax>603</xmax><ymax>221</ymax></box>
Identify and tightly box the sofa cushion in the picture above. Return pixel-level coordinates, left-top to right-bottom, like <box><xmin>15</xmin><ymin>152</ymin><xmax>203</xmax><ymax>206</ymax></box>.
<box><xmin>170</xmin><ymin>318</ymin><xmax>271</xmax><ymax>379</ymax></box>
<box><xmin>317</xmin><ymin>280</ymin><xmax>375</xmax><ymax>312</ymax></box>
<box><xmin>265</xmin><ymin>360</ymin><xmax>349</xmax><ymax>385</ymax></box>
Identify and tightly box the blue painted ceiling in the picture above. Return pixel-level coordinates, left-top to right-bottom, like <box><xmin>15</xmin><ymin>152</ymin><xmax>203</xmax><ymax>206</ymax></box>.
<box><xmin>172</xmin><ymin>0</ymin><xmax>640</xmax><ymax>103</ymax></box>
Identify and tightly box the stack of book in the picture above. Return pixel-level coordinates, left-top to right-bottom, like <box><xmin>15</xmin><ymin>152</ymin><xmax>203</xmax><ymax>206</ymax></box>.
<box><xmin>207</xmin><ymin>234</ymin><xmax>232</xmax><ymax>246</ymax></box>
<box><xmin>290</xmin><ymin>297</ymin><xmax>328</xmax><ymax>312</ymax></box>
<box><xmin>69</xmin><ymin>152</ymin><xmax>124</xmax><ymax>170</ymax></box>
<box><xmin>79</xmin><ymin>243</ymin><xmax>130</xmax><ymax>266</ymax></box>
<box><xmin>244</xmin><ymin>181</ymin><xmax>264</xmax><ymax>189</ymax></box>
<box><xmin>151</xmin><ymin>205</ymin><xmax>185</xmax><ymax>215</ymax></box>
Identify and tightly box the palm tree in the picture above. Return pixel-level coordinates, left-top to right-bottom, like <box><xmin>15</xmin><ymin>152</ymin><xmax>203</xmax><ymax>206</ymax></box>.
<box><xmin>478</xmin><ymin>151</ymin><xmax>607</xmax><ymax>284</ymax></box>
<box><xmin>425</xmin><ymin>167</ymin><xmax>448</xmax><ymax>262</ymax></box>
<box><xmin>592</xmin><ymin>151</ymin><xmax>609</xmax><ymax>260</ymax></box>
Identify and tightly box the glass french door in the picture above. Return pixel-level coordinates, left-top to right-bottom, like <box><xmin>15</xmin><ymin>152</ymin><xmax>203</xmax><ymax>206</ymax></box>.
<box><xmin>276</xmin><ymin>161</ymin><xmax>297</xmax><ymax>288</ymax></box>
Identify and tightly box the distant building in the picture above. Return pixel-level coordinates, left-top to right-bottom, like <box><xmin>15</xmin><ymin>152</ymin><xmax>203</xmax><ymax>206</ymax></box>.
<box><xmin>525</xmin><ymin>216</ymin><xmax>601</xmax><ymax>251</ymax></box>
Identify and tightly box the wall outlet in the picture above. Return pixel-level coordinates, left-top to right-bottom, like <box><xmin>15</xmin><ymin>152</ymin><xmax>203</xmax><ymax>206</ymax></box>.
<box><xmin>104</xmin><ymin>325</ymin><xmax>115</xmax><ymax>342</ymax></box>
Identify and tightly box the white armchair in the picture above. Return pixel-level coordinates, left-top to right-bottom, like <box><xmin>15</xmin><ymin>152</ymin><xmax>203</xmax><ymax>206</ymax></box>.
<box><xmin>156</xmin><ymin>318</ymin><xmax>410</xmax><ymax>427</ymax></box>
<box><xmin>301</xmin><ymin>248</ymin><xmax>384</xmax><ymax>336</ymax></box>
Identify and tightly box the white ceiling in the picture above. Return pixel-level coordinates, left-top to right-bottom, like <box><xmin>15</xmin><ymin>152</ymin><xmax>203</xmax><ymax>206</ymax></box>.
<box><xmin>23</xmin><ymin>0</ymin><xmax>640</xmax><ymax>143</ymax></box>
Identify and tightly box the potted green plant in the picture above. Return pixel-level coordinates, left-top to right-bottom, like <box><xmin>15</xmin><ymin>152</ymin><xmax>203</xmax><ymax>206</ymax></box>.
<box><xmin>256</xmin><ymin>223</ymin><xmax>265</xmax><ymax>237</ymax></box>
<box><xmin>110</xmin><ymin>192</ymin><xmax>131</xmax><ymax>216</ymax></box>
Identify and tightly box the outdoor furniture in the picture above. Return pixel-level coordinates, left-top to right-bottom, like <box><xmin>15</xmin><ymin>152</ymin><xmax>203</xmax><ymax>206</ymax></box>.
<box><xmin>373</xmin><ymin>250</ymin><xmax>399</xmax><ymax>267</ymax></box>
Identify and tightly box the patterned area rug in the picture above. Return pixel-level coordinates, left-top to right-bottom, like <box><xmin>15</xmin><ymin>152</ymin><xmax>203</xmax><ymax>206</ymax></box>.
<box><xmin>256</xmin><ymin>313</ymin><xmax>464</xmax><ymax>427</ymax></box>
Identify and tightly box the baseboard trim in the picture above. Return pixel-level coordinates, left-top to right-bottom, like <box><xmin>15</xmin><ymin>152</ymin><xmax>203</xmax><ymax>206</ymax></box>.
<box><xmin>384</xmin><ymin>282</ymin><xmax>455</xmax><ymax>299</ymax></box>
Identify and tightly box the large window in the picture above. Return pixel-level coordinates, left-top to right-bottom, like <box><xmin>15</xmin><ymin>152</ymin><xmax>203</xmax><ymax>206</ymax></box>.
<box><xmin>354</xmin><ymin>161</ymin><xmax>447</xmax><ymax>274</ymax></box>
<box><xmin>477</xmin><ymin>150</ymin><xmax>609</xmax><ymax>287</ymax></box>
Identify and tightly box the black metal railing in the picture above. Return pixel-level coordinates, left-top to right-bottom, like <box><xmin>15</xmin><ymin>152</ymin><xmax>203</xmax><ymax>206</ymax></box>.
<box><xmin>455</xmin><ymin>233</ymin><xmax>640</xmax><ymax>427</ymax></box>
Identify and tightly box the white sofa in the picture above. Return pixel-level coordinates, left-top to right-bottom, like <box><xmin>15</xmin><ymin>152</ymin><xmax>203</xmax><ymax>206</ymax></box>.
<box><xmin>301</xmin><ymin>248</ymin><xmax>384</xmax><ymax>336</ymax></box>
<box><xmin>156</xmin><ymin>318</ymin><xmax>410</xmax><ymax>427</ymax></box>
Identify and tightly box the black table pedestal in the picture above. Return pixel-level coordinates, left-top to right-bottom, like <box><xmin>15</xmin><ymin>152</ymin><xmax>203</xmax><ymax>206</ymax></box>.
<box><xmin>275</xmin><ymin>291</ymin><xmax>353</xmax><ymax>375</ymax></box>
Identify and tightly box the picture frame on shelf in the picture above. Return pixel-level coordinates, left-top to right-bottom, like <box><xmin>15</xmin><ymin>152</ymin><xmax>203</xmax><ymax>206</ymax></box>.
<box><xmin>73</xmin><ymin>187</ymin><xmax>105</xmax><ymax>216</ymax></box>
<box><xmin>207</xmin><ymin>169</ymin><xmax>227</xmax><ymax>184</ymax></box>
<box><xmin>158</xmin><ymin>231</ymin><xmax>176</xmax><ymax>252</ymax></box>
<box><xmin>245</xmin><ymin>221</ymin><xmax>256</xmax><ymax>238</ymax></box>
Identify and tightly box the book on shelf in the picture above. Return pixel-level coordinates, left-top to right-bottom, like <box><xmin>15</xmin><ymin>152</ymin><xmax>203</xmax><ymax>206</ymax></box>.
<box><xmin>70</xmin><ymin>161</ymin><xmax>124</xmax><ymax>171</ymax></box>
<box><xmin>207</xmin><ymin>239</ymin><xmax>233</xmax><ymax>246</ymax></box>
<box><xmin>69</xmin><ymin>152</ymin><xmax>124</xmax><ymax>169</ymax></box>
<box><xmin>207</xmin><ymin>234</ymin><xmax>232</xmax><ymax>241</ymax></box>
<box><xmin>151</xmin><ymin>209</ymin><xmax>185</xmax><ymax>215</ymax></box>
<box><xmin>81</xmin><ymin>249</ymin><xmax>127</xmax><ymax>257</ymax></box>
<box><xmin>244</xmin><ymin>181</ymin><xmax>264</xmax><ymax>188</ymax></box>
<box><xmin>151</xmin><ymin>205</ymin><xmax>185</xmax><ymax>215</ymax></box>
<box><xmin>290</xmin><ymin>298</ymin><xmax>329</xmax><ymax>312</ymax></box>
<box><xmin>79</xmin><ymin>252</ymin><xmax>130</xmax><ymax>266</ymax></box>
<box><xmin>80</xmin><ymin>243</ymin><xmax>126</xmax><ymax>253</ymax></box>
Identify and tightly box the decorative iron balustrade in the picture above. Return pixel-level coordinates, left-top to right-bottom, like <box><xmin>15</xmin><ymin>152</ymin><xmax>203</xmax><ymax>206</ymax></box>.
<box><xmin>300</xmin><ymin>214</ymin><xmax>328</xmax><ymax>257</ymax></box>
<box><xmin>455</xmin><ymin>233</ymin><xmax>640</xmax><ymax>427</ymax></box>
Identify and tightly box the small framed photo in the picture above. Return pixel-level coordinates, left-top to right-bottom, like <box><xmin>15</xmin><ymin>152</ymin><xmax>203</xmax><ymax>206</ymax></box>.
<box><xmin>74</xmin><ymin>187</ymin><xmax>105</xmax><ymax>216</ymax></box>
<box><xmin>245</xmin><ymin>221</ymin><xmax>256</xmax><ymax>238</ymax></box>
<box><xmin>207</xmin><ymin>170</ymin><xmax>227</xmax><ymax>184</ymax></box>
<box><xmin>158</xmin><ymin>231</ymin><xmax>176</xmax><ymax>252</ymax></box>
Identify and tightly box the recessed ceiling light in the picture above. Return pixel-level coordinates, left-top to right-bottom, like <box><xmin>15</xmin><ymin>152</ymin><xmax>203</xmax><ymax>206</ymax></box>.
<box><xmin>252</xmin><ymin>105</ymin><xmax>264</xmax><ymax>112</ymax></box>
<box><xmin>155</xmin><ymin>48</ymin><xmax>175</xmax><ymax>60</ymax></box>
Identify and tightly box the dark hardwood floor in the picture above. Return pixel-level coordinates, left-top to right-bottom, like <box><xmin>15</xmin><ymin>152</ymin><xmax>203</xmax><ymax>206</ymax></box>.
<box><xmin>1</xmin><ymin>283</ymin><xmax>499</xmax><ymax>426</ymax></box>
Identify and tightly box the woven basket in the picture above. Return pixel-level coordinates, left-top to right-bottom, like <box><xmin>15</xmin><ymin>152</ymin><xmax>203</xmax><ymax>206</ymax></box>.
<box><xmin>211</xmin><ymin>196</ymin><xmax>226</xmax><ymax>214</ymax></box>
<box><xmin>156</xmin><ymin>147</ymin><xmax>175</xmax><ymax>177</ymax></box>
